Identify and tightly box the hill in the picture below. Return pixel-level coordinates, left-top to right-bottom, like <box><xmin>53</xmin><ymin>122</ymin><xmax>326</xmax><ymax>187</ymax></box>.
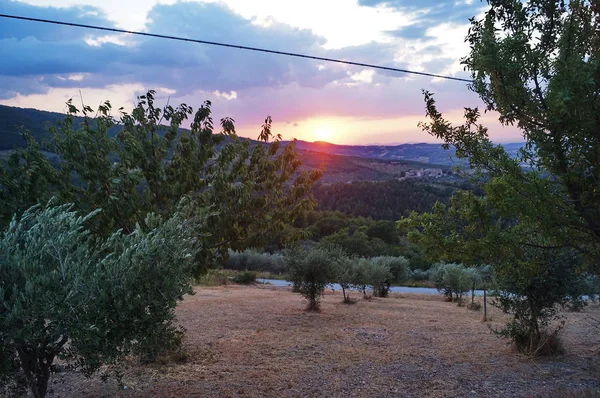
<box><xmin>292</xmin><ymin>140</ymin><xmax>525</xmax><ymax>166</ymax></box>
<box><xmin>0</xmin><ymin>104</ymin><xmax>459</xmax><ymax>185</ymax></box>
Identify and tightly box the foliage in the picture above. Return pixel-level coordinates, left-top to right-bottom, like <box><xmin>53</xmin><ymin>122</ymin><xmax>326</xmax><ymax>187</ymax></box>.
<box><xmin>231</xmin><ymin>270</ymin><xmax>258</xmax><ymax>285</ymax></box>
<box><xmin>371</xmin><ymin>256</ymin><xmax>410</xmax><ymax>284</ymax></box>
<box><xmin>493</xmin><ymin>247</ymin><xmax>584</xmax><ymax>354</ymax></box>
<box><xmin>367</xmin><ymin>257</ymin><xmax>394</xmax><ymax>298</ymax></box>
<box><xmin>413</xmin><ymin>0</ymin><xmax>600</xmax><ymax>270</ymax></box>
<box><xmin>313</xmin><ymin>179</ymin><xmax>456</xmax><ymax>221</ymax></box>
<box><xmin>409</xmin><ymin>268</ymin><xmax>430</xmax><ymax>282</ymax></box>
<box><xmin>401</xmin><ymin>0</ymin><xmax>600</xmax><ymax>353</ymax></box>
<box><xmin>0</xmin><ymin>91</ymin><xmax>321</xmax><ymax>274</ymax></box>
<box><xmin>225</xmin><ymin>249</ymin><xmax>287</xmax><ymax>275</ymax></box>
<box><xmin>428</xmin><ymin>263</ymin><xmax>472</xmax><ymax>305</ymax></box>
<box><xmin>285</xmin><ymin>246</ymin><xmax>340</xmax><ymax>311</ymax></box>
<box><xmin>331</xmin><ymin>252</ymin><xmax>357</xmax><ymax>303</ymax></box>
<box><xmin>0</xmin><ymin>202</ymin><xmax>198</xmax><ymax>398</ymax></box>
<box><xmin>194</xmin><ymin>268</ymin><xmax>231</xmax><ymax>286</ymax></box>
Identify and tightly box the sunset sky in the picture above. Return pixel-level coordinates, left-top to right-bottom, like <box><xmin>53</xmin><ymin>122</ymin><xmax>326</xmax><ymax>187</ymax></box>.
<box><xmin>0</xmin><ymin>0</ymin><xmax>522</xmax><ymax>145</ymax></box>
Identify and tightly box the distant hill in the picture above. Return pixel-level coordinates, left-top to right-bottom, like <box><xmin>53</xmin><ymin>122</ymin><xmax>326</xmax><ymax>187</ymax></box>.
<box><xmin>0</xmin><ymin>104</ymin><xmax>123</xmax><ymax>150</ymax></box>
<box><xmin>0</xmin><ymin>104</ymin><xmax>504</xmax><ymax>184</ymax></box>
<box><xmin>291</xmin><ymin>140</ymin><xmax>526</xmax><ymax>167</ymax></box>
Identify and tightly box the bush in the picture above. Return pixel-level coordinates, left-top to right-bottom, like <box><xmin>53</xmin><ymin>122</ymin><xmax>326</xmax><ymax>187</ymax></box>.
<box><xmin>0</xmin><ymin>203</ymin><xmax>197</xmax><ymax>398</ymax></box>
<box><xmin>409</xmin><ymin>268</ymin><xmax>430</xmax><ymax>282</ymax></box>
<box><xmin>232</xmin><ymin>270</ymin><xmax>257</xmax><ymax>284</ymax></box>
<box><xmin>286</xmin><ymin>246</ymin><xmax>338</xmax><ymax>311</ymax></box>
<box><xmin>225</xmin><ymin>249</ymin><xmax>287</xmax><ymax>274</ymax></box>
<box><xmin>353</xmin><ymin>258</ymin><xmax>371</xmax><ymax>298</ymax></box>
<box><xmin>195</xmin><ymin>269</ymin><xmax>231</xmax><ymax>286</ymax></box>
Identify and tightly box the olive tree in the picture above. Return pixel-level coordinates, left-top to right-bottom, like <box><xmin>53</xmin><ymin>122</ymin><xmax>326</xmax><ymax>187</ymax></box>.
<box><xmin>286</xmin><ymin>246</ymin><xmax>340</xmax><ymax>311</ymax></box>
<box><xmin>0</xmin><ymin>201</ymin><xmax>200</xmax><ymax>398</ymax></box>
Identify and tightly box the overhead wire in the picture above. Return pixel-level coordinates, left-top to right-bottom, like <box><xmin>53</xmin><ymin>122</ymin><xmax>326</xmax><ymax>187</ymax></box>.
<box><xmin>0</xmin><ymin>13</ymin><xmax>474</xmax><ymax>84</ymax></box>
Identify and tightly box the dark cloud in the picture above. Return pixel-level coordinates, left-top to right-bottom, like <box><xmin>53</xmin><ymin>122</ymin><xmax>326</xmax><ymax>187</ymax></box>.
<box><xmin>385</xmin><ymin>22</ymin><xmax>432</xmax><ymax>39</ymax></box>
<box><xmin>358</xmin><ymin>0</ymin><xmax>482</xmax><ymax>23</ymax></box>
<box><xmin>359</xmin><ymin>0</ymin><xmax>486</xmax><ymax>41</ymax></box>
<box><xmin>0</xmin><ymin>1</ymin><xmax>115</xmax><ymax>41</ymax></box>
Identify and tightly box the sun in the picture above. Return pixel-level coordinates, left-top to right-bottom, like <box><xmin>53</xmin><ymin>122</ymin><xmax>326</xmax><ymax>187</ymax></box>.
<box><xmin>313</xmin><ymin>125</ymin><xmax>332</xmax><ymax>142</ymax></box>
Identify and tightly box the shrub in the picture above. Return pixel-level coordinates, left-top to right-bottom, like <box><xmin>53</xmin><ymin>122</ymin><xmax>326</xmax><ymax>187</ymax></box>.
<box><xmin>353</xmin><ymin>257</ymin><xmax>372</xmax><ymax>299</ymax></box>
<box><xmin>409</xmin><ymin>268</ymin><xmax>430</xmax><ymax>282</ymax></box>
<box><xmin>286</xmin><ymin>246</ymin><xmax>338</xmax><ymax>311</ymax></box>
<box><xmin>232</xmin><ymin>270</ymin><xmax>257</xmax><ymax>284</ymax></box>
<box><xmin>0</xmin><ymin>203</ymin><xmax>197</xmax><ymax>398</ymax></box>
<box><xmin>195</xmin><ymin>269</ymin><xmax>230</xmax><ymax>286</ymax></box>
<box><xmin>225</xmin><ymin>249</ymin><xmax>287</xmax><ymax>274</ymax></box>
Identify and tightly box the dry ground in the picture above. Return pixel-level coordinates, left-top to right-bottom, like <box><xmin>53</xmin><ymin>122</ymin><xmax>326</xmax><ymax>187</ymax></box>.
<box><xmin>48</xmin><ymin>285</ymin><xmax>600</xmax><ymax>398</ymax></box>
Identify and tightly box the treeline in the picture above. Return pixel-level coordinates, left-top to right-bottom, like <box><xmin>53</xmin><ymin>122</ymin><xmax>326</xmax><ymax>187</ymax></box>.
<box><xmin>287</xmin><ymin>210</ymin><xmax>428</xmax><ymax>268</ymax></box>
<box><xmin>312</xmin><ymin>180</ymin><xmax>459</xmax><ymax>220</ymax></box>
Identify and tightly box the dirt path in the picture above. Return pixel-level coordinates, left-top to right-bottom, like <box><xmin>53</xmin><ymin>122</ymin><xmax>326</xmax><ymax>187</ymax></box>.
<box><xmin>49</xmin><ymin>285</ymin><xmax>600</xmax><ymax>397</ymax></box>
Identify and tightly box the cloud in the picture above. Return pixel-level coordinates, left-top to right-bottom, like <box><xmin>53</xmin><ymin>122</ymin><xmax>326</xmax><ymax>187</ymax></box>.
<box><xmin>358</xmin><ymin>0</ymin><xmax>482</xmax><ymax>24</ymax></box>
<box><xmin>0</xmin><ymin>1</ymin><xmax>408</xmax><ymax>97</ymax></box>
<box><xmin>0</xmin><ymin>1</ymin><xmax>115</xmax><ymax>41</ymax></box>
<box><xmin>0</xmin><ymin>1</ymin><xmax>511</xmax><ymax>144</ymax></box>
<box><xmin>360</xmin><ymin>0</ymin><xmax>486</xmax><ymax>41</ymax></box>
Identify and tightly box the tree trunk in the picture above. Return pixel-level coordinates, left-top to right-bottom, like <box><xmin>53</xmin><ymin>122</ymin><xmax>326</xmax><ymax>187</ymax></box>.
<box><xmin>483</xmin><ymin>289</ymin><xmax>487</xmax><ymax>321</ymax></box>
<box><xmin>16</xmin><ymin>346</ymin><xmax>54</xmax><ymax>398</ymax></box>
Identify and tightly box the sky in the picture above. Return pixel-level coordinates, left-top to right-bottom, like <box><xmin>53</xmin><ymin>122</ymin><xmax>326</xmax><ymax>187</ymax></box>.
<box><xmin>0</xmin><ymin>0</ymin><xmax>523</xmax><ymax>145</ymax></box>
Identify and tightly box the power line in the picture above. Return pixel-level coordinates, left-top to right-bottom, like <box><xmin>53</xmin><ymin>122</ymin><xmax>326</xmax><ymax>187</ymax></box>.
<box><xmin>0</xmin><ymin>13</ymin><xmax>474</xmax><ymax>84</ymax></box>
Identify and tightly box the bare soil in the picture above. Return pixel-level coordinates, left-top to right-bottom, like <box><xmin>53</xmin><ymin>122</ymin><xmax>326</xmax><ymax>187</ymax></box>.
<box><xmin>48</xmin><ymin>285</ymin><xmax>600</xmax><ymax>398</ymax></box>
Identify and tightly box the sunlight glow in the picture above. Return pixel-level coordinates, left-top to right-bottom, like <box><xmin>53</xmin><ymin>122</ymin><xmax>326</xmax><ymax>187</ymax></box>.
<box><xmin>313</xmin><ymin>125</ymin><xmax>333</xmax><ymax>142</ymax></box>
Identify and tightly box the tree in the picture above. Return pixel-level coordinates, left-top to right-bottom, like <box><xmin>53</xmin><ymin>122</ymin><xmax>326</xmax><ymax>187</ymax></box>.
<box><xmin>401</xmin><ymin>0</ymin><xmax>599</xmax><ymax>353</ymax></box>
<box><xmin>285</xmin><ymin>246</ymin><xmax>339</xmax><ymax>311</ymax></box>
<box><xmin>0</xmin><ymin>201</ymin><xmax>200</xmax><ymax>398</ymax></box>
<box><xmin>333</xmin><ymin>253</ymin><xmax>358</xmax><ymax>304</ymax></box>
<box><xmin>419</xmin><ymin>0</ymin><xmax>600</xmax><ymax>269</ymax></box>
<box><xmin>367</xmin><ymin>257</ymin><xmax>394</xmax><ymax>298</ymax></box>
<box><xmin>0</xmin><ymin>91</ymin><xmax>322</xmax><ymax>274</ymax></box>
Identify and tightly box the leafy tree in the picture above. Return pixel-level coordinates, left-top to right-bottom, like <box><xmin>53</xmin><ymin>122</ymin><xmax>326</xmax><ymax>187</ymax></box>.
<box><xmin>0</xmin><ymin>91</ymin><xmax>321</xmax><ymax>274</ymax></box>
<box><xmin>332</xmin><ymin>252</ymin><xmax>357</xmax><ymax>304</ymax></box>
<box><xmin>285</xmin><ymin>246</ymin><xmax>339</xmax><ymax>311</ymax></box>
<box><xmin>418</xmin><ymin>0</ymin><xmax>600</xmax><ymax>269</ymax></box>
<box><xmin>367</xmin><ymin>257</ymin><xmax>393</xmax><ymax>298</ymax></box>
<box><xmin>0</xmin><ymin>201</ymin><xmax>199</xmax><ymax>398</ymax></box>
<box><xmin>401</xmin><ymin>0</ymin><xmax>599</xmax><ymax>353</ymax></box>
<box><xmin>371</xmin><ymin>256</ymin><xmax>410</xmax><ymax>284</ymax></box>
<box><xmin>354</xmin><ymin>257</ymin><xmax>372</xmax><ymax>299</ymax></box>
<box><xmin>428</xmin><ymin>263</ymin><xmax>471</xmax><ymax>305</ymax></box>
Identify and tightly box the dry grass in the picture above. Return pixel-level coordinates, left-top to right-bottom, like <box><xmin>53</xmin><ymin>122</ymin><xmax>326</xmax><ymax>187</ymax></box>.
<box><xmin>48</xmin><ymin>285</ymin><xmax>600</xmax><ymax>397</ymax></box>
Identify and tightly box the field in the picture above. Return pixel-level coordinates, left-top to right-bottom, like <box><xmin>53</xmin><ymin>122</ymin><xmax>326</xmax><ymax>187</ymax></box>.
<box><xmin>50</xmin><ymin>285</ymin><xmax>600</xmax><ymax>397</ymax></box>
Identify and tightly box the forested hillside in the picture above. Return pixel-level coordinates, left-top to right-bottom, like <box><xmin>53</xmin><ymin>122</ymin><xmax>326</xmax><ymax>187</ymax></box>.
<box><xmin>313</xmin><ymin>179</ymin><xmax>458</xmax><ymax>220</ymax></box>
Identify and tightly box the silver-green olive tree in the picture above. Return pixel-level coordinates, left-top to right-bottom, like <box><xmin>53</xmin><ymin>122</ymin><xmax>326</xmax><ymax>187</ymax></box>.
<box><xmin>0</xmin><ymin>201</ymin><xmax>201</xmax><ymax>398</ymax></box>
